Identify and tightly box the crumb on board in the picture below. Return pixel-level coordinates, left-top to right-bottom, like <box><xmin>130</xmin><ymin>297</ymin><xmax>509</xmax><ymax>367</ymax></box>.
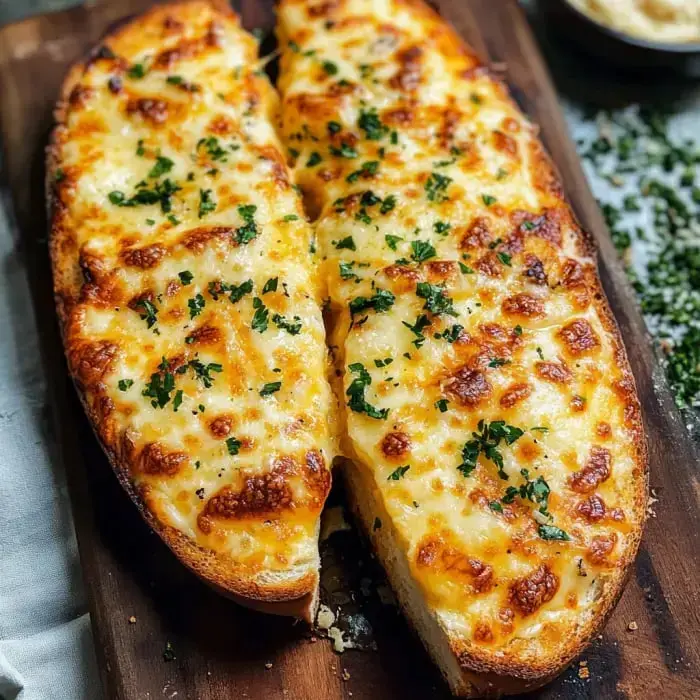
<box><xmin>128</xmin><ymin>616</ymin><xmax>136</xmax><ymax>624</ymax></box>
<box><xmin>578</xmin><ymin>660</ymin><xmax>590</xmax><ymax>680</ymax></box>
<box><xmin>342</xmin><ymin>668</ymin><xmax>351</xmax><ymax>681</ymax></box>
<box><xmin>628</xmin><ymin>621</ymin><xmax>638</xmax><ymax>631</ymax></box>
<box><xmin>264</xmin><ymin>662</ymin><xmax>273</xmax><ymax>670</ymax></box>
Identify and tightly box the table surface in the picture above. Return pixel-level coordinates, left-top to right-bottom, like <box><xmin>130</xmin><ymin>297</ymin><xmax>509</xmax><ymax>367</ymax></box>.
<box><xmin>0</xmin><ymin>2</ymin><xmax>697</xmax><ymax>700</ymax></box>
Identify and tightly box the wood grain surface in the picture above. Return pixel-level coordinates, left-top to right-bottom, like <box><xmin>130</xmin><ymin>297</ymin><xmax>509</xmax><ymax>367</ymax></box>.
<box><xmin>0</xmin><ymin>1</ymin><xmax>699</xmax><ymax>698</ymax></box>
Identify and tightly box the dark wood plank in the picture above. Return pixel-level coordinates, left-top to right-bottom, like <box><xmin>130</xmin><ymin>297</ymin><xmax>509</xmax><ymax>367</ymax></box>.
<box><xmin>0</xmin><ymin>1</ymin><xmax>698</xmax><ymax>698</ymax></box>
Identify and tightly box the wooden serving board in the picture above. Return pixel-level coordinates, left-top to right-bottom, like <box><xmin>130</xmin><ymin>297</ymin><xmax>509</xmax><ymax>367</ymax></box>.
<box><xmin>1</xmin><ymin>1</ymin><xmax>699</xmax><ymax>698</ymax></box>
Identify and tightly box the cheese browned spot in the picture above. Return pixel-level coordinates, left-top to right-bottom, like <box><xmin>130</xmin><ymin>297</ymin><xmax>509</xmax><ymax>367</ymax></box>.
<box><xmin>278</xmin><ymin>0</ymin><xmax>645</xmax><ymax>688</ymax></box>
<box><xmin>50</xmin><ymin>1</ymin><xmax>338</xmax><ymax>611</ymax></box>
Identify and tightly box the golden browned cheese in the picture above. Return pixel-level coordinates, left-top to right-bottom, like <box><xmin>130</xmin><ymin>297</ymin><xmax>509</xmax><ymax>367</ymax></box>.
<box><xmin>277</xmin><ymin>0</ymin><xmax>646</xmax><ymax>682</ymax></box>
<box><xmin>48</xmin><ymin>1</ymin><xmax>338</xmax><ymax>607</ymax></box>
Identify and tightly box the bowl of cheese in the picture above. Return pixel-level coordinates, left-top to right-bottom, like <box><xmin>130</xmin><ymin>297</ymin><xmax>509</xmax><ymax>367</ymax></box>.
<box><xmin>545</xmin><ymin>0</ymin><xmax>700</xmax><ymax>75</ymax></box>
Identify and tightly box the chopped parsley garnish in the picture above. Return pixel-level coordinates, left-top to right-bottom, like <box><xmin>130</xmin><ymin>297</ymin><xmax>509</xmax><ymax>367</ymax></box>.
<box><xmin>251</xmin><ymin>297</ymin><xmax>269</xmax><ymax>333</ymax></box>
<box><xmin>259</xmin><ymin>381</ymin><xmax>282</xmax><ymax>396</ymax></box>
<box><xmin>436</xmin><ymin>324</ymin><xmax>464</xmax><ymax>343</ymax></box>
<box><xmin>346</xmin><ymin>363</ymin><xmax>389</xmax><ymax>419</ymax></box>
<box><xmin>497</xmin><ymin>251</ymin><xmax>512</xmax><ymax>267</ymax></box>
<box><xmin>339</xmin><ymin>261</ymin><xmax>359</xmax><ymax>280</ymax></box>
<box><xmin>272</xmin><ymin>313</ymin><xmax>302</xmax><ymax>335</ymax></box>
<box><xmin>425</xmin><ymin>172</ymin><xmax>452</xmax><ymax>202</ymax></box>
<box><xmin>349</xmin><ymin>289</ymin><xmax>395</xmax><ymax>315</ymax></box>
<box><xmin>172</xmin><ymin>389</ymin><xmax>184</xmax><ymax>412</ymax></box>
<box><xmin>457</xmin><ymin>420</ymin><xmax>525</xmax><ymax>479</ymax></box>
<box><xmin>380</xmin><ymin>194</ymin><xmax>397</xmax><ymax>214</ymax></box>
<box><xmin>358</xmin><ymin>108</ymin><xmax>388</xmax><ymax>140</ymax></box>
<box><xmin>321</xmin><ymin>60</ymin><xmax>338</xmax><ymax>75</ymax></box>
<box><xmin>489</xmin><ymin>501</ymin><xmax>504</xmax><ymax>513</ymax></box>
<box><xmin>346</xmin><ymin>160</ymin><xmax>379</xmax><ymax>183</ymax></box>
<box><xmin>488</xmin><ymin>358</ymin><xmax>511</xmax><ymax>368</ymax></box>
<box><xmin>434</xmin><ymin>221</ymin><xmax>451</xmax><ymax>235</ymax></box>
<box><xmin>387</xmin><ymin>465</ymin><xmax>410</xmax><ymax>481</ymax></box>
<box><xmin>197</xmin><ymin>136</ymin><xmax>228</xmax><ymax>162</ymax></box>
<box><xmin>416</xmin><ymin>282</ymin><xmax>458</xmax><ymax>316</ymax></box>
<box><xmin>330</xmin><ymin>142</ymin><xmax>358</xmax><ymax>158</ymax></box>
<box><xmin>187</xmin><ymin>359</ymin><xmax>223</xmax><ymax>388</ymax></box>
<box><xmin>226</xmin><ymin>437</ymin><xmax>242</xmax><ymax>455</ymax></box>
<box><xmin>459</xmin><ymin>262</ymin><xmax>475</xmax><ymax>274</ymax></box>
<box><xmin>306</xmin><ymin>152</ymin><xmax>322</xmax><ymax>167</ymax></box>
<box><xmin>178</xmin><ymin>270</ymin><xmax>193</xmax><ymax>285</ymax></box>
<box><xmin>148</xmin><ymin>155</ymin><xmax>174</xmax><ymax>179</ymax></box>
<box><xmin>127</xmin><ymin>63</ymin><xmax>146</xmax><ymax>79</ymax></box>
<box><xmin>283</xmin><ymin>214</ymin><xmax>299</xmax><ymax>221</ymax></box>
<box><xmin>502</xmin><ymin>469</ymin><xmax>550</xmax><ymax>517</ymax></box>
<box><xmin>334</xmin><ymin>236</ymin><xmax>356</xmax><ymax>250</ymax></box>
<box><xmin>118</xmin><ymin>379</ymin><xmax>133</xmax><ymax>391</ymax></box>
<box><xmin>514</xmin><ymin>324</ymin><xmax>523</xmax><ymax>336</ymax></box>
<box><xmin>411</xmin><ymin>240</ymin><xmax>437</xmax><ymax>263</ymax></box>
<box><xmin>482</xmin><ymin>194</ymin><xmax>497</xmax><ymax>206</ymax></box>
<box><xmin>435</xmin><ymin>398</ymin><xmax>450</xmax><ymax>412</ymax></box>
<box><xmin>142</xmin><ymin>357</ymin><xmax>175</xmax><ymax>408</ymax></box>
<box><xmin>235</xmin><ymin>204</ymin><xmax>258</xmax><ymax>244</ymax></box>
<box><xmin>374</xmin><ymin>357</ymin><xmax>394</xmax><ymax>368</ymax></box>
<box><xmin>136</xmin><ymin>140</ymin><xmax>145</xmax><ymax>156</ymax></box>
<box><xmin>135</xmin><ymin>299</ymin><xmax>158</xmax><ymax>328</ymax></box>
<box><xmin>109</xmin><ymin>179</ymin><xmax>181</xmax><ymax>213</ymax></box>
<box><xmin>538</xmin><ymin>524</ymin><xmax>570</xmax><ymax>541</ymax></box>
<box><xmin>327</xmin><ymin>121</ymin><xmax>342</xmax><ymax>134</ymax></box>
<box><xmin>198</xmin><ymin>189</ymin><xmax>216</xmax><ymax>218</ymax></box>
<box><xmin>385</xmin><ymin>234</ymin><xmax>403</xmax><ymax>250</ymax></box>
<box><xmin>262</xmin><ymin>277</ymin><xmax>278</xmax><ymax>294</ymax></box>
<box><xmin>402</xmin><ymin>314</ymin><xmax>431</xmax><ymax>348</ymax></box>
<box><xmin>188</xmin><ymin>294</ymin><xmax>205</xmax><ymax>319</ymax></box>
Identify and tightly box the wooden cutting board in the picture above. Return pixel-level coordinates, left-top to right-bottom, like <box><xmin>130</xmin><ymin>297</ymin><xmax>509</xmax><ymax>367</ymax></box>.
<box><xmin>1</xmin><ymin>1</ymin><xmax>699</xmax><ymax>698</ymax></box>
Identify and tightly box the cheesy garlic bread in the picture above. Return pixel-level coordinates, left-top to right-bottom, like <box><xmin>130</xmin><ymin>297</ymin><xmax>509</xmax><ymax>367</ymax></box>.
<box><xmin>48</xmin><ymin>0</ymin><xmax>338</xmax><ymax>620</ymax></box>
<box><xmin>277</xmin><ymin>0</ymin><xmax>647</xmax><ymax>695</ymax></box>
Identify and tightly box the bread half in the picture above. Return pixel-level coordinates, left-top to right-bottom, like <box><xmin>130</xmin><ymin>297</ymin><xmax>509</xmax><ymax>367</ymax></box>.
<box><xmin>277</xmin><ymin>0</ymin><xmax>647</xmax><ymax>691</ymax></box>
<box><xmin>47</xmin><ymin>0</ymin><xmax>338</xmax><ymax>621</ymax></box>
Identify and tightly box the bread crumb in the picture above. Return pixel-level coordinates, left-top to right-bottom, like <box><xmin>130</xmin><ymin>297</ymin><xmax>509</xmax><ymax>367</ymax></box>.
<box><xmin>578</xmin><ymin>661</ymin><xmax>590</xmax><ymax>680</ymax></box>
<box><xmin>342</xmin><ymin>669</ymin><xmax>351</xmax><ymax>681</ymax></box>
<box><xmin>128</xmin><ymin>616</ymin><xmax>137</xmax><ymax>624</ymax></box>
<box><xmin>264</xmin><ymin>662</ymin><xmax>273</xmax><ymax>670</ymax></box>
<box><xmin>628</xmin><ymin>621</ymin><xmax>638</xmax><ymax>631</ymax></box>
<box><xmin>316</xmin><ymin>604</ymin><xmax>336</xmax><ymax>630</ymax></box>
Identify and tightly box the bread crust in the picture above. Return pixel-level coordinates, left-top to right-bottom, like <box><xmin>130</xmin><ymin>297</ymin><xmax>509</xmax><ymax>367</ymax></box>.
<box><xmin>47</xmin><ymin>0</ymin><xmax>325</xmax><ymax>623</ymax></box>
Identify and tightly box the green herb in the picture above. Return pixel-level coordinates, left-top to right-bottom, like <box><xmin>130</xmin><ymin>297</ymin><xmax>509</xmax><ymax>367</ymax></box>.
<box><xmin>198</xmin><ymin>136</ymin><xmax>228</xmax><ymax>162</ymax></box>
<box><xmin>251</xmin><ymin>297</ymin><xmax>269</xmax><ymax>333</ymax></box>
<box><xmin>457</xmin><ymin>419</ymin><xmax>525</xmax><ymax>479</ymax></box>
<box><xmin>262</xmin><ymin>277</ymin><xmax>278</xmax><ymax>294</ymax></box>
<box><xmin>330</xmin><ymin>142</ymin><xmax>358</xmax><ymax>158</ymax></box>
<box><xmin>514</xmin><ymin>324</ymin><xmax>523</xmax><ymax>336</ymax></box>
<box><xmin>198</xmin><ymin>189</ymin><xmax>216</xmax><ymax>218</ymax></box>
<box><xmin>385</xmin><ymin>234</ymin><xmax>403</xmax><ymax>250</ymax></box>
<box><xmin>148</xmin><ymin>155</ymin><xmax>174</xmax><ymax>179</ymax></box>
<box><xmin>272</xmin><ymin>313</ymin><xmax>303</xmax><ymax>335</ymax></box>
<box><xmin>339</xmin><ymin>261</ymin><xmax>359</xmax><ymax>280</ymax></box>
<box><xmin>349</xmin><ymin>289</ymin><xmax>395</xmax><ymax>315</ymax></box>
<box><xmin>306</xmin><ymin>152</ymin><xmax>322</xmax><ymax>167</ymax></box>
<box><xmin>425</xmin><ymin>172</ymin><xmax>452</xmax><ymax>202</ymax></box>
<box><xmin>136</xmin><ymin>140</ymin><xmax>145</xmax><ymax>156</ymax></box>
<box><xmin>142</xmin><ymin>357</ymin><xmax>175</xmax><ymax>408</ymax></box>
<box><xmin>226</xmin><ymin>279</ymin><xmax>254</xmax><ymax>303</ymax></box>
<box><xmin>135</xmin><ymin>299</ymin><xmax>158</xmax><ymax>328</ymax></box>
<box><xmin>334</xmin><ymin>236</ymin><xmax>356</xmax><ymax>250</ymax></box>
<box><xmin>380</xmin><ymin>195</ymin><xmax>397</xmax><ymax>214</ymax></box>
<box><xmin>497</xmin><ymin>251</ymin><xmax>512</xmax><ymax>267</ymax></box>
<box><xmin>416</xmin><ymin>282</ymin><xmax>458</xmax><ymax>316</ymax></box>
<box><xmin>387</xmin><ymin>465</ymin><xmax>410</xmax><ymax>480</ymax></box>
<box><xmin>538</xmin><ymin>524</ymin><xmax>570</xmax><ymax>541</ymax></box>
<box><xmin>178</xmin><ymin>270</ymin><xmax>193</xmax><ymax>285</ymax></box>
<box><xmin>346</xmin><ymin>161</ymin><xmax>379</xmax><ymax>183</ymax></box>
<box><xmin>187</xmin><ymin>359</ymin><xmax>223</xmax><ymax>388</ymax></box>
<box><xmin>358</xmin><ymin>108</ymin><xmax>388</xmax><ymax>140</ymax></box>
<box><xmin>127</xmin><ymin>63</ymin><xmax>146</xmax><ymax>79</ymax></box>
<box><xmin>459</xmin><ymin>262</ymin><xmax>474</xmax><ymax>274</ymax></box>
<box><xmin>172</xmin><ymin>389</ymin><xmax>184</xmax><ymax>412</ymax></box>
<box><xmin>118</xmin><ymin>379</ymin><xmax>133</xmax><ymax>391</ymax></box>
<box><xmin>435</xmin><ymin>398</ymin><xmax>449</xmax><ymax>412</ymax></box>
<box><xmin>436</xmin><ymin>324</ymin><xmax>464</xmax><ymax>343</ymax></box>
<box><xmin>434</xmin><ymin>221</ymin><xmax>451</xmax><ymax>235</ymax></box>
<box><xmin>374</xmin><ymin>357</ymin><xmax>394</xmax><ymax>368</ymax></box>
<box><xmin>488</xmin><ymin>358</ymin><xmax>510</xmax><ymax>368</ymax></box>
<box><xmin>283</xmin><ymin>214</ymin><xmax>299</xmax><ymax>221</ymax></box>
<box><xmin>489</xmin><ymin>501</ymin><xmax>503</xmax><ymax>513</ymax></box>
<box><xmin>402</xmin><ymin>314</ymin><xmax>431</xmax><ymax>348</ymax></box>
<box><xmin>109</xmin><ymin>178</ymin><xmax>181</xmax><ymax>213</ymax></box>
<box><xmin>321</xmin><ymin>60</ymin><xmax>338</xmax><ymax>75</ymax></box>
<box><xmin>226</xmin><ymin>437</ymin><xmax>242</xmax><ymax>455</ymax></box>
<box><xmin>54</xmin><ymin>168</ymin><xmax>65</xmax><ymax>182</ymax></box>
<box><xmin>235</xmin><ymin>204</ymin><xmax>258</xmax><ymax>244</ymax></box>
<box><xmin>346</xmin><ymin>363</ymin><xmax>389</xmax><ymax>419</ymax></box>
<box><xmin>188</xmin><ymin>294</ymin><xmax>205</xmax><ymax>319</ymax></box>
<box><xmin>259</xmin><ymin>381</ymin><xmax>282</xmax><ymax>396</ymax></box>
<box><xmin>327</xmin><ymin>121</ymin><xmax>342</xmax><ymax>134</ymax></box>
<box><xmin>482</xmin><ymin>194</ymin><xmax>497</xmax><ymax>206</ymax></box>
<box><xmin>411</xmin><ymin>240</ymin><xmax>436</xmax><ymax>263</ymax></box>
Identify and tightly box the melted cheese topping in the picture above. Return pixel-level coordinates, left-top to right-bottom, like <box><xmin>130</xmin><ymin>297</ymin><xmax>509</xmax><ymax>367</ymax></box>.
<box><xmin>278</xmin><ymin>0</ymin><xmax>645</xmax><ymax>669</ymax></box>
<box><xmin>50</xmin><ymin>2</ymin><xmax>338</xmax><ymax>584</ymax></box>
